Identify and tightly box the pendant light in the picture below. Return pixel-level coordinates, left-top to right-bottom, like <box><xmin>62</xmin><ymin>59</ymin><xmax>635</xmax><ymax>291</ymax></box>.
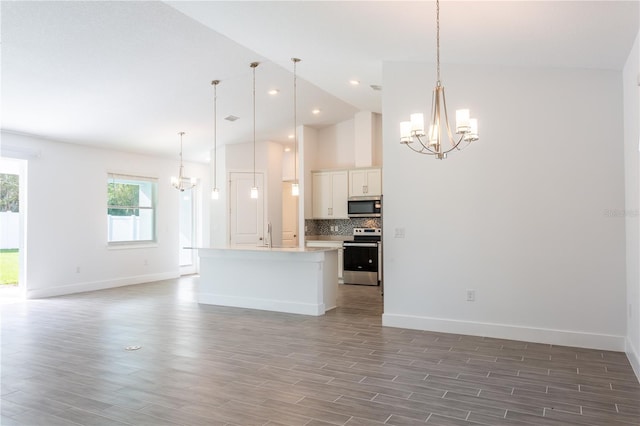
<box><xmin>171</xmin><ymin>132</ymin><xmax>197</xmax><ymax>191</ymax></box>
<box><xmin>399</xmin><ymin>0</ymin><xmax>479</xmax><ymax>159</ymax></box>
<box><xmin>250</xmin><ymin>62</ymin><xmax>259</xmax><ymax>199</ymax></box>
<box><xmin>211</xmin><ymin>80</ymin><xmax>220</xmax><ymax>200</ymax></box>
<box><xmin>291</xmin><ymin>58</ymin><xmax>301</xmax><ymax>197</ymax></box>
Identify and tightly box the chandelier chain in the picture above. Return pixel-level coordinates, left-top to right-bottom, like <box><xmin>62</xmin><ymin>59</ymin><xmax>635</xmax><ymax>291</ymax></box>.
<box><xmin>436</xmin><ymin>0</ymin><xmax>440</xmax><ymax>84</ymax></box>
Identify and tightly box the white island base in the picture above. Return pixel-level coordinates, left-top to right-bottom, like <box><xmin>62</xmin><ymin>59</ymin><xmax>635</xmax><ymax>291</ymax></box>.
<box><xmin>197</xmin><ymin>247</ymin><xmax>339</xmax><ymax>316</ymax></box>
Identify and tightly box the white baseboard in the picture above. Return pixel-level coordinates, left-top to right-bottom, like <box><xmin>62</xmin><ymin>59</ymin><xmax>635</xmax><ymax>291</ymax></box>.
<box><xmin>626</xmin><ymin>337</ymin><xmax>640</xmax><ymax>382</ymax></box>
<box><xmin>198</xmin><ymin>293</ymin><xmax>325</xmax><ymax>316</ymax></box>
<box><xmin>382</xmin><ymin>313</ymin><xmax>626</xmax><ymax>352</ymax></box>
<box><xmin>26</xmin><ymin>272</ymin><xmax>179</xmax><ymax>299</ymax></box>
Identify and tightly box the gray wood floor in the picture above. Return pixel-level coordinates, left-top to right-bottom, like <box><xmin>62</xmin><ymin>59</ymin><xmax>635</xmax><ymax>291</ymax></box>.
<box><xmin>1</xmin><ymin>277</ymin><xmax>639</xmax><ymax>426</ymax></box>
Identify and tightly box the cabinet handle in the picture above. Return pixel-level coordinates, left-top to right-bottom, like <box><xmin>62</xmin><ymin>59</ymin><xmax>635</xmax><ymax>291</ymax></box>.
<box><xmin>364</xmin><ymin>185</ymin><xmax>368</xmax><ymax>194</ymax></box>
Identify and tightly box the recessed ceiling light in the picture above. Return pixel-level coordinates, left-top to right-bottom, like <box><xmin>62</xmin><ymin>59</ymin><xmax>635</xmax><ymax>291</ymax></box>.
<box><xmin>268</xmin><ymin>89</ymin><xmax>279</xmax><ymax>95</ymax></box>
<box><xmin>312</xmin><ymin>108</ymin><xmax>321</xmax><ymax>115</ymax></box>
<box><xmin>288</xmin><ymin>134</ymin><xmax>294</xmax><ymax>139</ymax></box>
<box><xmin>349</xmin><ymin>80</ymin><xmax>360</xmax><ymax>86</ymax></box>
<box><xmin>284</xmin><ymin>147</ymin><xmax>291</xmax><ymax>152</ymax></box>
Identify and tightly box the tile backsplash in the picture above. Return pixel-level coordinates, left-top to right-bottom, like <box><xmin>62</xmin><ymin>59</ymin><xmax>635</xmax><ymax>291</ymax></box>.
<box><xmin>305</xmin><ymin>218</ymin><xmax>382</xmax><ymax>236</ymax></box>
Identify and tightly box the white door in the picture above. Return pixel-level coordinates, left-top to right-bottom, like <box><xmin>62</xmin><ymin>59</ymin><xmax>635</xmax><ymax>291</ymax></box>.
<box><xmin>282</xmin><ymin>181</ymin><xmax>298</xmax><ymax>247</ymax></box>
<box><xmin>229</xmin><ymin>172</ymin><xmax>264</xmax><ymax>246</ymax></box>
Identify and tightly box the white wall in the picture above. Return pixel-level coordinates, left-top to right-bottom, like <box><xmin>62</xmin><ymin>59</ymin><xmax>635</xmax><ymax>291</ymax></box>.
<box><xmin>382</xmin><ymin>62</ymin><xmax>627</xmax><ymax>351</ymax></box>
<box><xmin>224</xmin><ymin>140</ymin><xmax>284</xmax><ymax>246</ymax></box>
<box><xmin>1</xmin><ymin>132</ymin><xmax>210</xmax><ymax>298</ymax></box>
<box><xmin>316</xmin><ymin>113</ymin><xmax>383</xmax><ymax>170</ymax></box>
<box><xmin>210</xmin><ymin>144</ymin><xmax>228</xmax><ymax>247</ymax></box>
<box><xmin>624</xmin><ymin>30</ymin><xmax>640</xmax><ymax>378</ymax></box>
<box><xmin>317</xmin><ymin>119</ymin><xmax>355</xmax><ymax>169</ymax></box>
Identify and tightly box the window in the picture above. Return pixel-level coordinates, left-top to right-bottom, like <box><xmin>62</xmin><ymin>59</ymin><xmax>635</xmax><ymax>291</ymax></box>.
<box><xmin>107</xmin><ymin>174</ymin><xmax>157</xmax><ymax>245</ymax></box>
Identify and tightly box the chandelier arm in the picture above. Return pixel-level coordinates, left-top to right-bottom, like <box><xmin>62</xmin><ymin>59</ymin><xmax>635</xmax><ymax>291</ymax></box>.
<box><xmin>405</xmin><ymin>142</ymin><xmax>439</xmax><ymax>155</ymax></box>
<box><xmin>440</xmin><ymin>134</ymin><xmax>466</xmax><ymax>155</ymax></box>
<box><xmin>431</xmin><ymin>86</ymin><xmax>442</xmax><ymax>154</ymax></box>
<box><xmin>441</xmin><ymin>86</ymin><xmax>456</xmax><ymax>147</ymax></box>
<box><xmin>414</xmin><ymin>134</ymin><xmax>440</xmax><ymax>155</ymax></box>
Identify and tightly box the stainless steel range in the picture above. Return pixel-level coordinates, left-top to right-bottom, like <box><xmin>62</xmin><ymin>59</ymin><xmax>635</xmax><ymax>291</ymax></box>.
<box><xmin>343</xmin><ymin>228</ymin><xmax>382</xmax><ymax>286</ymax></box>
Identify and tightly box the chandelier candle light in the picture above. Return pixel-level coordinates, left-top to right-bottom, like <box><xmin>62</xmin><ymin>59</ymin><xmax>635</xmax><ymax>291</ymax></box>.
<box><xmin>399</xmin><ymin>0</ymin><xmax>479</xmax><ymax>159</ymax></box>
<box><xmin>250</xmin><ymin>62</ymin><xmax>259</xmax><ymax>199</ymax></box>
<box><xmin>171</xmin><ymin>131</ymin><xmax>197</xmax><ymax>191</ymax></box>
<box><xmin>211</xmin><ymin>79</ymin><xmax>220</xmax><ymax>200</ymax></box>
<box><xmin>291</xmin><ymin>57</ymin><xmax>301</xmax><ymax>197</ymax></box>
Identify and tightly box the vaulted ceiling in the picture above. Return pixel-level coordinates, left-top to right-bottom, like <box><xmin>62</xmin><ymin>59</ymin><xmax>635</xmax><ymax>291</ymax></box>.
<box><xmin>2</xmin><ymin>1</ymin><xmax>638</xmax><ymax>162</ymax></box>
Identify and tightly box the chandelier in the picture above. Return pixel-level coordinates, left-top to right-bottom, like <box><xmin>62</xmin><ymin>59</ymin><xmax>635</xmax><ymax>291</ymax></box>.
<box><xmin>211</xmin><ymin>79</ymin><xmax>220</xmax><ymax>200</ymax></box>
<box><xmin>171</xmin><ymin>131</ymin><xmax>197</xmax><ymax>191</ymax></box>
<box><xmin>399</xmin><ymin>0</ymin><xmax>479</xmax><ymax>159</ymax></box>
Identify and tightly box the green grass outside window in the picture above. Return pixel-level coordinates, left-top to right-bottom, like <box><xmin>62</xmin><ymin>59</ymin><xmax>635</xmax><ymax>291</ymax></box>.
<box><xmin>0</xmin><ymin>249</ymin><xmax>19</xmax><ymax>285</ymax></box>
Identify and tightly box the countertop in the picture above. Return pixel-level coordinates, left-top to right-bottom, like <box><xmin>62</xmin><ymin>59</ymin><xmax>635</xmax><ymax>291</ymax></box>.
<box><xmin>191</xmin><ymin>245</ymin><xmax>339</xmax><ymax>253</ymax></box>
<box><xmin>305</xmin><ymin>235</ymin><xmax>354</xmax><ymax>242</ymax></box>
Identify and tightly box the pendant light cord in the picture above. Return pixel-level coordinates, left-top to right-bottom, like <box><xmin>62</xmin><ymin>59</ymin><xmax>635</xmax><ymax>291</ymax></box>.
<box><xmin>292</xmin><ymin>58</ymin><xmax>300</xmax><ymax>183</ymax></box>
<box><xmin>212</xmin><ymin>80</ymin><xmax>219</xmax><ymax>190</ymax></box>
<box><xmin>251</xmin><ymin>63</ymin><xmax>258</xmax><ymax>188</ymax></box>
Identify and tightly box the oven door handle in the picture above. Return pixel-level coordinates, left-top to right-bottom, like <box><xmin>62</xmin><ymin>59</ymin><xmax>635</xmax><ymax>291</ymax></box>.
<box><xmin>343</xmin><ymin>242</ymin><xmax>379</xmax><ymax>248</ymax></box>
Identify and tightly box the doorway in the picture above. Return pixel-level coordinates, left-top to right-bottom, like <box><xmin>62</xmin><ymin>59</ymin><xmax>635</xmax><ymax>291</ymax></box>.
<box><xmin>229</xmin><ymin>172</ymin><xmax>265</xmax><ymax>246</ymax></box>
<box><xmin>179</xmin><ymin>186</ymin><xmax>197</xmax><ymax>275</ymax></box>
<box><xmin>281</xmin><ymin>181</ymin><xmax>298</xmax><ymax>247</ymax></box>
<box><xmin>0</xmin><ymin>157</ymin><xmax>26</xmax><ymax>301</ymax></box>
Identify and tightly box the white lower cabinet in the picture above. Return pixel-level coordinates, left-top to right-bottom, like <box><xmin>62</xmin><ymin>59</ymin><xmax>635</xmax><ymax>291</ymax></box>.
<box><xmin>306</xmin><ymin>240</ymin><xmax>344</xmax><ymax>283</ymax></box>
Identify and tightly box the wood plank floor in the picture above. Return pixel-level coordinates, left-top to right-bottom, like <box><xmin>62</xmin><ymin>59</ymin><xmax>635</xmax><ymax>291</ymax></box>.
<box><xmin>1</xmin><ymin>277</ymin><xmax>639</xmax><ymax>426</ymax></box>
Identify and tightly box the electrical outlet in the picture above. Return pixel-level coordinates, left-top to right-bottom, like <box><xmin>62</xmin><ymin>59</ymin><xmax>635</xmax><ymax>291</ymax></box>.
<box><xmin>394</xmin><ymin>228</ymin><xmax>405</xmax><ymax>238</ymax></box>
<box><xmin>466</xmin><ymin>289</ymin><xmax>475</xmax><ymax>302</ymax></box>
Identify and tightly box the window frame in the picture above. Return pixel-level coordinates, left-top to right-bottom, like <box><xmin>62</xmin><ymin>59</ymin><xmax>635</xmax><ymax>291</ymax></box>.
<box><xmin>107</xmin><ymin>173</ymin><xmax>158</xmax><ymax>247</ymax></box>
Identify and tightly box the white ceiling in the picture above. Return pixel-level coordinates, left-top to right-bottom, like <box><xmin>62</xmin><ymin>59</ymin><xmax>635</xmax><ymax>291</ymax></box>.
<box><xmin>2</xmin><ymin>1</ymin><xmax>638</xmax><ymax>163</ymax></box>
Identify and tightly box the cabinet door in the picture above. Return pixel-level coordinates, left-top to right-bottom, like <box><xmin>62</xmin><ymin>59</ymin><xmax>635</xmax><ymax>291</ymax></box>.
<box><xmin>349</xmin><ymin>168</ymin><xmax>382</xmax><ymax>197</ymax></box>
<box><xmin>312</xmin><ymin>172</ymin><xmax>332</xmax><ymax>219</ymax></box>
<box><xmin>349</xmin><ymin>170</ymin><xmax>367</xmax><ymax>197</ymax></box>
<box><xmin>365</xmin><ymin>168</ymin><xmax>382</xmax><ymax>196</ymax></box>
<box><xmin>331</xmin><ymin>171</ymin><xmax>349</xmax><ymax>218</ymax></box>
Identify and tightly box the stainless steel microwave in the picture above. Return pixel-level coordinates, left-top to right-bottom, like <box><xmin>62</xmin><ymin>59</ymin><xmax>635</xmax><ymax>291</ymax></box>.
<box><xmin>348</xmin><ymin>196</ymin><xmax>381</xmax><ymax>218</ymax></box>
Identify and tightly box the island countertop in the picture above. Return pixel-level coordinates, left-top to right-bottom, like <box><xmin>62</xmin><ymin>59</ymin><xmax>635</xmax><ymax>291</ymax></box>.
<box><xmin>196</xmin><ymin>246</ymin><xmax>339</xmax><ymax>316</ymax></box>
<box><xmin>190</xmin><ymin>245</ymin><xmax>338</xmax><ymax>253</ymax></box>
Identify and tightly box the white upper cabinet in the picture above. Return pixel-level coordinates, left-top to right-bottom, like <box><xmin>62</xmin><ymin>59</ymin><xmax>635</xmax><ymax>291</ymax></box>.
<box><xmin>349</xmin><ymin>167</ymin><xmax>382</xmax><ymax>197</ymax></box>
<box><xmin>312</xmin><ymin>170</ymin><xmax>348</xmax><ymax>219</ymax></box>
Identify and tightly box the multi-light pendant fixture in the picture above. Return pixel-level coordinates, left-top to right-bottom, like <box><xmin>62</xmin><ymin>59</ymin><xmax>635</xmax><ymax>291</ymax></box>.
<box><xmin>171</xmin><ymin>131</ymin><xmax>197</xmax><ymax>191</ymax></box>
<box><xmin>399</xmin><ymin>0</ymin><xmax>479</xmax><ymax>159</ymax></box>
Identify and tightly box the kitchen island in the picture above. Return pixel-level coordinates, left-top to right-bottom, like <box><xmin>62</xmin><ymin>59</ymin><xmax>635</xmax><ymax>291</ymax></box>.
<box><xmin>197</xmin><ymin>246</ymin><xmax>339</xmax><ymax>316</ymax></box>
